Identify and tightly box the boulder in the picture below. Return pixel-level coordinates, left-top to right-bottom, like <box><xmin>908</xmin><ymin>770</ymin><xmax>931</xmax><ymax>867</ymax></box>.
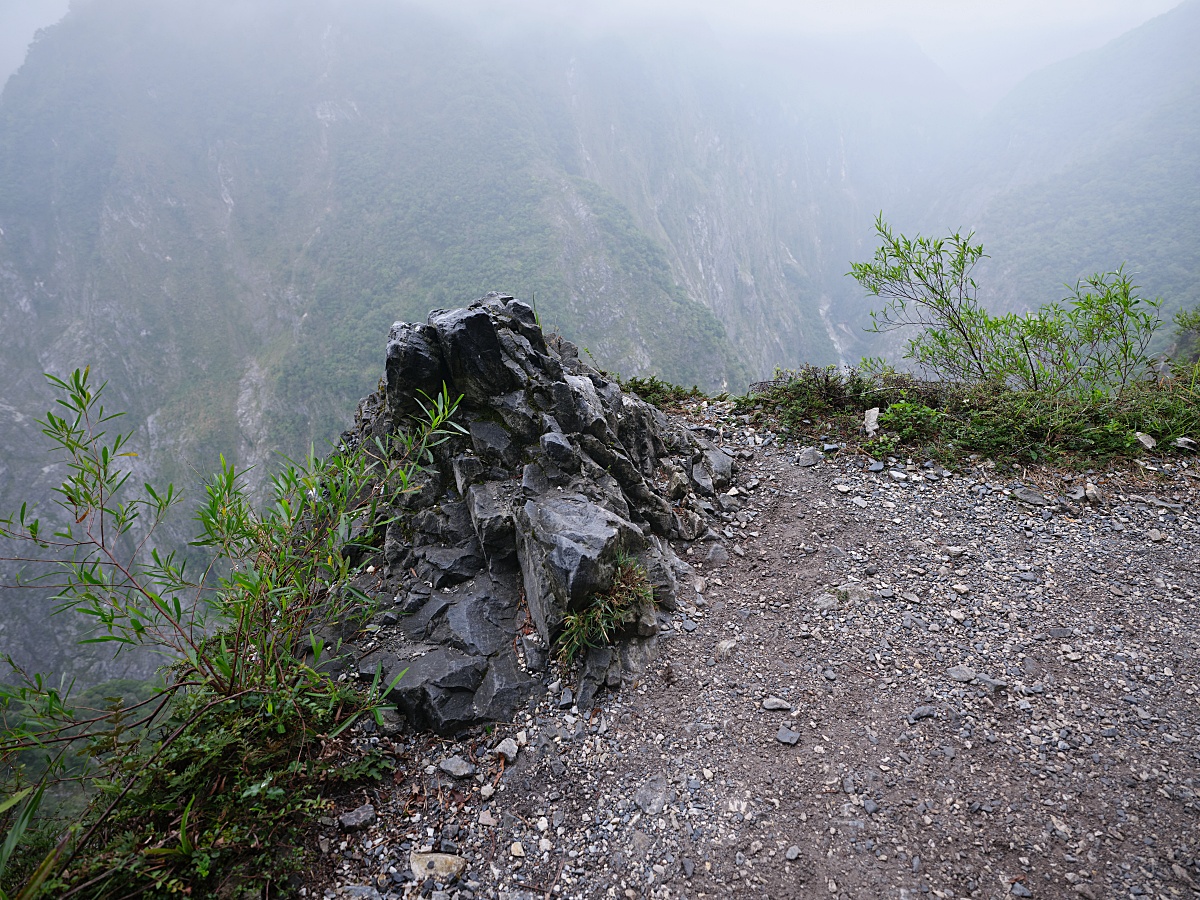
<box><xmin>516</xmin><ymin>494</ymin><xmax>644</xmax><ymax>642</ymax></box>
<box><xmin>343</xmin><ymin>294</ymin><xmax>726</xmax><ymax>733</ymax></box>
<box><xmin>385</xmin><ymin>322</ymin><xmax>447</xmax><ymax>415</ymax></box>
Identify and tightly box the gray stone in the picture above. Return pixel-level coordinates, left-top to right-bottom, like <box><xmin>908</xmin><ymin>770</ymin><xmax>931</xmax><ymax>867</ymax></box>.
<box><xmin>706</xmin><ymin>544</ymin><xmax>730</xmax><ymax>566</ymax></box>
<box><xmin>947</xmin><ymin>665</ymin><xmax>976</xmax><ymax>683</ymax></box>
<box><xmin>578</xmin><ymin>645</ymin><xmax>616</xmax><ymax>709</ymax></box>
<box><xmin>385</xmin><ymin>321</ymin><xmax>447</xmax><ymax>416</ymax></box>
<box><xmin>429</xmin><ymin>306</ymin><xmax>519</xmax><ymax>402</ymax></box>
<box><xmin>1135</xmin><ymin>431</ymin><xmax>1157</xmax><ymax>450</ymax></box>
<box><xmin>785</xmin><ymin>845</ymin><xmax>801</xmax><ymax>860</ymax></box>
<box><xmin>907</xmin><ymin>705</ymin><xmax>937</xmax><ymax>724</ymax></box>
<box><xmin>1010</xmin><ymin>883</ymin><xmax>1033</xmax><ymax>897</ymax></box>
<box><xmin>521</xmin><ymin>633</ymin><xmax>548</xmax><ymax>672</ymax></box>
<box><xmin>1014</xmin><ymin>486</ymin><xmax>1049</xmax><ymax>506</ymax></box>
<box><xmin>515</xmin><ymin>494</ymin><xmax>644</xmax><ymax>643</ymax></box>
<box><xmin>975</xmin><ymin>674</ymin><xmax>1009</xmax><ymax>692</ymax></box>
<box><xmin>472</xmin><ymin>654</ymin><xmax>535</xmax><ymax>723</ymax></box>
<box><xmin>702</xmin><ymin>445</ymin><xmax>734</xmax><ymax>493</ymax></box>
<box><xmin>634</xmin><ymin>774</ymin><xmax>670</xmax><ymax>815</ymax></box>
<box><xmin>339</xmin><ymin>803</ymin><xmax>377</xmax><ymax>832</ymax></box>
<box><xmin>469</xmin><ymin>420</ymin><xmax>519</xmax><ymax>469</ymax></box>
<box><xmin>540</xmin><ymin>431</ymin><xmax>578</xmax><ymax>470</ymax></box>
<box><xmin>439</xmin><ymin>755</ymin><xmax>476</xmax><ymax>778</ymax></box>
<box><xmin>386</xmin><ymin>648</ymin><xmax>488</xmax><ymax>735</ymax></box>
<box><xmin>409</xmin><ymin>851</ymin><xmax>468</xmax><ymax>884</ymax></box>
<box><xmin>493</xmin><ymin>737</ymin><xmax>519</xmax><ymax>763</ymax></box>
<box><xmin>465</xmin><ymin>481</ymin><xmax>516</xmax><ymax>559</ymax></box>
<box><xmin>762</xmin><ymin>696</ymin><xmax>791</xmax><ymax>710</ymax></box>
<box><xmin>813</xmin><ymin>592</ymin><xmax>839</xmax><ymax>611</ymax></box>
<box><xmin>419</xmin><ymin>545</ymin><xmax>484</xmax><ymax>588</ymax></box>
<box><xmin>439</xmin><ymin>594</ymin><xmax>510</xmax><ymax>657</ymax></box>
<box><xmin>795</xmin><ymin>447</ymin><xmax>823</xmax><ymax>467</ymax></box>
<box><xmin>776</xmin><ymin>725</ymin><xmax>801</xmax><ymax>745</ymax></box>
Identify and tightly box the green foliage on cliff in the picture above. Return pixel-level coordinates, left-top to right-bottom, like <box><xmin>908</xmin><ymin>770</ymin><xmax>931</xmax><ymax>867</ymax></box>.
<box><xmin>747</xmin><ymin>217</ymin><xmax>1198</xmax><ymax>463</ymax></box>
<box><xmin>851</xmin><ymin>216</ymin><xmax>1162</xmax><ymax>398</ymax></box>
<box><xmin>0</xmin><ymin>370</ymin><xmax>463</xmax><ymax>896</ymax></box>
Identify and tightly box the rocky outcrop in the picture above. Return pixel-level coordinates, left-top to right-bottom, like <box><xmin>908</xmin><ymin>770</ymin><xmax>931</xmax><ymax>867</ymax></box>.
<box><xmin>341</xmin><ymin>294</ymin><xmax>736</xmax><ymax>735</ymax></box>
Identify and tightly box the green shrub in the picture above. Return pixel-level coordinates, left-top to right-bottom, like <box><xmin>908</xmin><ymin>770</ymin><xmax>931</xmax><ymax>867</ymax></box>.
<box><xmin>0</xmin><ymin>368</ymin><xmax>464</xmax><ymax>897</ymax></box>
<box><xmin>617</xmin><ymin>375</ymin><xmax>707</xmax><ymax>410</ymax></box>
<box><xmin>850</xmin><ymin>214</ymin><xmax>1162</xmax><ymax>398</ymax></box>
<box><xmin>878</xmin><ymin>400</ymin><xmax>942</xmax><ymax>442</ymax></box>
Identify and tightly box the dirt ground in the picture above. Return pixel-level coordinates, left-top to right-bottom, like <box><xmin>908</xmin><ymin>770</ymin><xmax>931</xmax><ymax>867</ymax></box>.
<box><xmin>314</xmin><ymin>403</ymin><xmax>1200</xmax><ymax>900</ymax></box>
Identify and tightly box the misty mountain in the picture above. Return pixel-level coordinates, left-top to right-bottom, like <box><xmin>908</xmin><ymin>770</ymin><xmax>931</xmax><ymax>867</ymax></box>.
<box><xmin>2</xmin><ymin>0</ymin><xmax>1198</xmax><ymax>682</ymax></box>
<box><xmin>924</xmin><ymin>0</ymin><xmax>1200</xmax><ymax>323</ymax></box>
<box><xmin>0</xmin><ymin>0</ymin><xmax>961</xmax><ymax>678</ymax></box>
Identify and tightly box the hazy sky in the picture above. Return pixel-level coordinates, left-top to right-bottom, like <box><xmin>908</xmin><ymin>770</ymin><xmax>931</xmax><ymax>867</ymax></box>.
<box><xmin>0</xmin><ymin>0</ymin><xmax>1186</xmax><ymax>103</ymax></box>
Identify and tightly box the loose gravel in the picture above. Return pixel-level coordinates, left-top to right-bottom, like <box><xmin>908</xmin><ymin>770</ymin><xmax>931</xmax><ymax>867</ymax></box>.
<box><xmin>311</xmin><ymin>402</ymin><xmax>1200</xmax><ymax>900</ymax></box>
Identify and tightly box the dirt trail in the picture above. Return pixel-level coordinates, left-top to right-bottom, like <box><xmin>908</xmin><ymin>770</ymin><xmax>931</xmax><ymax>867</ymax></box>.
<box><xmin>317</xmin><ymin>404</ymin><xmax>1200</xmax><ymax>900</ymax></box>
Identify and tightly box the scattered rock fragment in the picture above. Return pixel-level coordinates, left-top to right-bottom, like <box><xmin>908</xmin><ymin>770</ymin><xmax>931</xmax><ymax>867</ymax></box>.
<box><xmin>439</xmin><ymin>755</ymin><xmax>476</xmax><ymax>778</ymax></box>
<box><xmin>863</xmin><ymin>407</ymin><xmax>880</xmax><ymax>437</ymax></box>
<box><xmin>492</xmin><ymin>737</ymin><xmax>519</xmax><ymax>763</ymax></box>
<box><xmin>795</xmin><ymin>447</ymin><xmax>823</xmax><ymax>467</ymax></box>
<box><xmin>339</xmin><ymin>804</ymin><xmax>377</xmax><ymax>832</ymax></box>
<box><xmin>907</xmin><ymin>705</ymin><xmax>937</xmax><ymax>724</ymax></box>
<box><xmin>947</xmin><ymin>665</ymin><xmax>975</xmax><ymax>683</ymax></box>
<box><xmin>776</xmin><ymin>725</ymin><xmax>802</xmax><ymax>745</ymax></box>
<box><xmin>409</xmin><ymin>851</ymin><xmax>467</xmax><ymax>883</ymax></box>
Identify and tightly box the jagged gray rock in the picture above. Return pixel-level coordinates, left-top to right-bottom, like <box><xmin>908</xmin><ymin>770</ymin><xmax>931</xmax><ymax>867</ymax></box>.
<box><xmin>341</xmin><ymin>294</ymin><xmax>729</xmax><ymax>734</ymax></box>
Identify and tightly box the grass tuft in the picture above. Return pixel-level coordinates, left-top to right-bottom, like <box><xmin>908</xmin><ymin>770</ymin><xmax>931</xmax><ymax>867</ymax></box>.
<box><xmin>556</xmin><ymin>556</ymin><xmax>653</xmax><ymax>665</ymax></box>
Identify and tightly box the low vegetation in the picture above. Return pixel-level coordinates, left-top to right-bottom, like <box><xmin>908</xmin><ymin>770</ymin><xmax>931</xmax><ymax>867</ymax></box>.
<box><xmin>0</xmin><ymin>369</ymin><xmax>463</xmax><ymax>898</ymax></box>
<box><xmin>555</xmin><ymin>555</ymin><xmax>654</xmax><ymax>666</ymax></box>
<box><xmin>741</xmin><ymin>218</ymin><xmax>1200</xmax><ymax>464</ymax></box>
<box><xmin>617</xmin><ymin>375</ymin><xmax>709</xmax><ymax>411</ymax></box>
<box><xmin>743</xmin><ymin>364</ymin><xmax>1200</xmax><ymax>464</ymax></box>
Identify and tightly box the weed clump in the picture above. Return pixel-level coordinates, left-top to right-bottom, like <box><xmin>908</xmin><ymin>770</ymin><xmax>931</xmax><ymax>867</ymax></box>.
<box><xmin>745</xmin><ymin>363</ymin><xmax>1200</xmax><ymax>463</ymax></box>
<box><xmin>556</xmin><ymin>556</ymin><xmax>653</xmax><ymax>665</ymax></box>
<box><xmin>618</xmin><ymin>375</ymin><xmax>708</xmax><ymax>410</ymax></box>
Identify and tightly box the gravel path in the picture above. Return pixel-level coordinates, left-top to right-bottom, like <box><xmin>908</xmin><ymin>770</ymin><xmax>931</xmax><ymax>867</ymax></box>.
<box><xmin>313</xmin><ymin>403</ymin><xmax>1200</xmax><ymax>900</ymax></box>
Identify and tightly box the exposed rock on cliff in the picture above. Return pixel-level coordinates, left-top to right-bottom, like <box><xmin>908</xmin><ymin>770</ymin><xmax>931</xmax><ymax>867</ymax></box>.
<box><xmin>340</xmin><ymin>294</ymin><xmax>736</xmax><ymax>734</ymax></box>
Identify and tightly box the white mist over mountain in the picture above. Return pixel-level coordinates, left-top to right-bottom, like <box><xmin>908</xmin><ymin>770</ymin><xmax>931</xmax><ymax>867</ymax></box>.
<box><xmin>0</xmin><ymin>1</ymin><xmax>1183</xmax><ymax>103</ymax></box>
<box><xmin>0</xmin><ymin>0</ymin><xmax>69</xmax><ymax>89</ymax></box>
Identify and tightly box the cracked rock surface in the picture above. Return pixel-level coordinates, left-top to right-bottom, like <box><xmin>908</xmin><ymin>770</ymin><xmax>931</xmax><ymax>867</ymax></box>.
<box><xmin>329</xmin><ymin>295</ymin><xmax>735</xmax><ymax>735</ymax></box>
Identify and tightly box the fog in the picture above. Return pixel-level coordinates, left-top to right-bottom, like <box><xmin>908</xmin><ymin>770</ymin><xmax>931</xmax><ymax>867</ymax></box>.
<box><xmin>0</xmin><ymin>0</ymin><xmax>69</xmax><ymax>88</ymax></box>
<box><xmin>0</xmin><ymin>0</ymin><xmax>1184</xmax><ymax>103</ymax></box>
<box><xmin>402</xmin><ymin>0</ymin><xmax>1184</xmax><ymax>105</ymax></box>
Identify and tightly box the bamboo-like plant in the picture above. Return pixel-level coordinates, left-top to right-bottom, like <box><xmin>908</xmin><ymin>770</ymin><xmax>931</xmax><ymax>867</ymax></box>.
<box><xmin>0</xmin><ymin>368</ymin><xmax>464</xmax><ymax>897</ymax></box>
